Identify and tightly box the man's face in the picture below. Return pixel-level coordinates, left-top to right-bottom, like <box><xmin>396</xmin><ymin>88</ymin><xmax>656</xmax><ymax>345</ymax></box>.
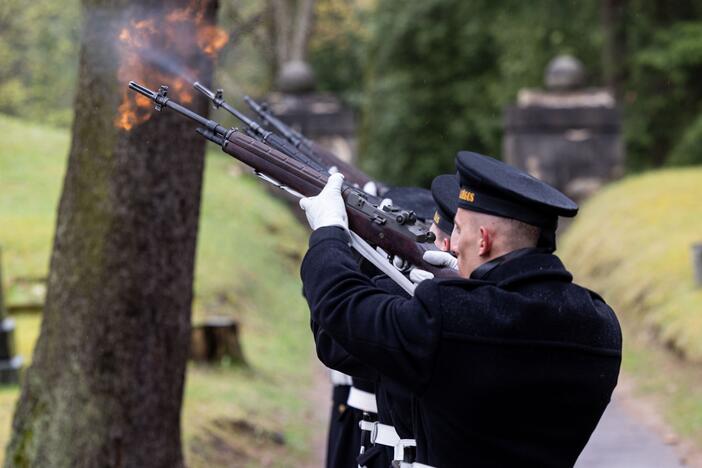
<box><xmin>450</xmin><ymin>208</ymin><xmax>483</xmax><ymax>277</ymax></box>
<box><xmin>430</xmin><ymin>223</ymin><xmax>451</xmax><ymax>252</ymax></box>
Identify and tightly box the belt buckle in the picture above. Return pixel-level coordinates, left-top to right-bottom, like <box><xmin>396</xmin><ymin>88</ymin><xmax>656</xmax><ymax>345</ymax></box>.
<box><xmin>369</xmin><ymin>421</ymin><xmax>379</xmax><ymax>445</ymax></box>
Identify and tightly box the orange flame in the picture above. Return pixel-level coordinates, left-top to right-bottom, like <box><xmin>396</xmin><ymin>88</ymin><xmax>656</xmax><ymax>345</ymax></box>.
<box><xmin>115</xmin><ymin>1</ymin><xmax>229</xmax><ymax>131</ymax></box>
<box><xmin>198</xmin><ymin>26</ymin><xmax>229</xmax><ymax>58</ymax></box>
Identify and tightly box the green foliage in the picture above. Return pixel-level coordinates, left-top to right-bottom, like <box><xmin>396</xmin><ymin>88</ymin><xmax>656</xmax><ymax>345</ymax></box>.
<box><xmin>214</xmin><ymin>0</ymin><xmax>275</xmax><ymax>108</ymax></box>
<box><xmin>359</xmin><ymin>0</ymin><xmax>601</xmax><ymax>186</ymax></box>
<box><xmin>4</xmin><ymin>0</ymin><xmax>702</xmax><ymax>179</ymax></box>
<box><xmin>625</xmin><ymin>20</ymin><xmax>702</xmax><ymax>168</ymax></box>
<box><xmin>307</xmin><ymin>0</ymin><xmax>372</xmax><ymax>107</ymax></box>
<box><xmin>669</xmin><ymin>112</ymin><xmax>702</xmax><ymax>166</ymax></box>
<box><xmin>0</xmin><ymin>0</ymin><xmax>81</xmax><ymax>127</ymax></box>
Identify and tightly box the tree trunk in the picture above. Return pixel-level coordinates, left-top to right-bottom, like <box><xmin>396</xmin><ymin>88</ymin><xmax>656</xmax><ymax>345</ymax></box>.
<box><xmin>601</xmin><ymin>0</ymin><xmax>627</xmax><ymax>100</ymax></box>
<box><xmin>270</xmin><ymin>0</ymin><xmax>316</xmax><ymax>71</ymax></box>
<box><xmin>5</xmin><ymin>0</ymin><xmax>219</xmax><ymax>466</ymax></box>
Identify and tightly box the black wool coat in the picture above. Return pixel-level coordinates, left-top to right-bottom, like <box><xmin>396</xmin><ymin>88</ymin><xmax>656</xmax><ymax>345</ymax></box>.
<box><xmin>301</xmin><ymin>227</ymin><xmax>622</xmax><ymax>468</ymax></box>
<box><xmin>313</xmin><ymin>274</ymin><xmax>414</xmax><ymax>468</ymax></box>
<box><xmin>325</xmin><ymin>383</ymin><xmax>362</xmax><ymax>468</ymax></box>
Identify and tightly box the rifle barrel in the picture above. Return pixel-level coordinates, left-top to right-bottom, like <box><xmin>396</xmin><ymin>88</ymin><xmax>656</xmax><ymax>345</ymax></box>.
<box><xmin>193</xmin><ymin>81</ymin><xmax>263</xmax><ymax>132</ymax></box>
<box><xmin>129</xmin><ymin>81</ymin><xmax>228</xmax><ymax>135</ymax></box>
<box><xmin>193</xmin><ymin>81</ymin><xmax>216</xmax><ymax>100</ymax></box>
<box><xmin>128</xmin><ymin>81</ymin><xmax>157</xmax><ymax>99</ymax></box>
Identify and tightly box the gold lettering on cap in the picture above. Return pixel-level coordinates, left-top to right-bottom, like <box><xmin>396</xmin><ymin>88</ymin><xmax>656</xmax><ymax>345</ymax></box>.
<box><xmin>459</xmin><ymin>189</ymin><xmax>475</xmax><ymax>203</ymax></box>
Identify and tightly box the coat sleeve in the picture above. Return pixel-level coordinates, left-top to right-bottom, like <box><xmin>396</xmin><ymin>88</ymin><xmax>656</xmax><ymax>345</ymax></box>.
<box><xmin>311</xmin><ymin>318</ymin><xmax>380</xmax><ymax>381</ymax></box>
<box><xmin>309</xmin><ymin>274</ymin><xmax>411</xmax><ymax>381</ymax></box>
<box><xmin>301</xmin><ymin>226</ymin><xmax>442</xmax><ymax>394</ymax></box>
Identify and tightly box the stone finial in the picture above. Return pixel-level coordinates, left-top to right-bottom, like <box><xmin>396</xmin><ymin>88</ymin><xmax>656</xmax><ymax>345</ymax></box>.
<box><xmin>545</xmin><ymin>55</ymin><xmax>585</xmax><ymax>91</ymax></box>
<box><xmin>277</xmin><ymin>60</ymin><xmax>316</xmax><ymax>94</ymax></box>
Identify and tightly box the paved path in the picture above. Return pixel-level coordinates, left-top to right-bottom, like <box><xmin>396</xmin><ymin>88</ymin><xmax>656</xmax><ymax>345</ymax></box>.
<box><xmin>576</xmin><ymin>395</ymin><xmax>686</xmax><ymax>467</ymax></box>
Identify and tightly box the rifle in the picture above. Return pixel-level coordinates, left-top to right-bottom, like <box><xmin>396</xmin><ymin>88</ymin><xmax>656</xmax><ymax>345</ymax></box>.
<box><xmin>243</xmin><ymin>95</ymin><xmax>382</xmax><ymax>191</ymax></box>
<box><xmin>197</xmin><ymin>84</ymin><xmax>436</xmax><ymax>223</ymax></box>
<box><xmin>193</xmin><ymin>82</ymin><xmax>330</xmax><ymax>178</ymax></box>
<box><xmin>193</xmin><ymin>82</ymin><xmax>397</xmax><ymax>217</ymax></box>
<box><xmin>128</xmin><ymin>82</ymin><xmax>458</xmax><ymax>289</ymax></box>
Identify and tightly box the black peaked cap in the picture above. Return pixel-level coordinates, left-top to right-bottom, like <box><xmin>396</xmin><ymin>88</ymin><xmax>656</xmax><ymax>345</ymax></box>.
<box><xmin>430</xmin><ymin>174</ymin><xmax>460</xmax><ymax>235</ymax></box>
<box><xmin>383</xmin><ymin>186</ymin><xmax>435</xmax><ymax>221</ymax></box>
<box><xmin>455</xmin><ymin>151</ymin><xmax>578</xmax><ymax>230</ymax></box>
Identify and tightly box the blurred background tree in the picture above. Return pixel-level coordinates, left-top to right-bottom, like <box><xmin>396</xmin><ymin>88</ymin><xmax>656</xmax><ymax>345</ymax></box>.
<box><xmin>623</xmin><ymin>1</ymin><xmax>702</xmax><ymax>169</ymax></box>
<box><xmin>0</xmin><ymin>0</ymin><xmax>81</xmax><ymax>126</ymax></box>
<box><xmin>1</xmin><ymin>0</ymin><xmax>701</xmax><ymax>183</ymax></box>
<box><xmin>359</xmin><ymin>0</ymin><xmax>602</xmax><ymax>186</ymax></box>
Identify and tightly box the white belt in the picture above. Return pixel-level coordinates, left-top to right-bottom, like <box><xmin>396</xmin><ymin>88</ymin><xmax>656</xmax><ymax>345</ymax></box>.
<box><xmin>359</xmin><ymin>420</ymin><xmax>416</xmax><ymax>462</ymax></box>
<box><xmin>347</xmin><ymin>387</ymin><xmax>377</xmax><ymax>413</ymax></box>
<box><xmin>395</xmin><ymin>463</ymin><xmax>435</xmax><ymax>468</ymax></box>
<box><xmin>329</xmin><ymin>369</ymin><xmax>353</xmax><ymax>386</ymax></box>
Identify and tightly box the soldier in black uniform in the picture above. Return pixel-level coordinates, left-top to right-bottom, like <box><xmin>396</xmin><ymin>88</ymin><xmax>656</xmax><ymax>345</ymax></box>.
<box><xmin>299</xmin><ymin>151</ymin><xmax>622</xmax><ymax>467</ymax></box>
<box><xmin>319</xmin><ymin>176</ymin><xmax>459</xmax><ymax>467</ymax></box>
<box><xmin>322</xmin><ymin>184</ymin><xmax>440</xmax><ymax>468</ymax></box>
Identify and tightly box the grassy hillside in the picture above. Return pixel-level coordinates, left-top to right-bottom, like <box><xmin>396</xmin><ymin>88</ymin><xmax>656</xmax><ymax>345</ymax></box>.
<box><xmin>559</xmin><ymin>167</ymin><xmax>702</xmax><ymax>361</ymax></box>
<box><xmin>559</xmin><ymin>167</ymin><xmax>702</xmax><ymax>442</ymax></box>
<box><xmin>0</xmin><ymin>114</ymin><xmax>321</xmax><ymax>466</ymax></box>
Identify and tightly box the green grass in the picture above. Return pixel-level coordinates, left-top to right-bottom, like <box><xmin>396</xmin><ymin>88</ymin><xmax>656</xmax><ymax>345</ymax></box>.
<box><xmin>559</xmin><ymin>167</ymin><xmax>702</xmax><ymax>443</ymax></box>
<box><xmin>559</xmin><ymin>167</ymin><xmax>702</xmax><ymax>360</ymax></box>
<box><xmin>0</xmin><ymin>114</ymin><xmax>320</xmax><ymax>466</ymax></box>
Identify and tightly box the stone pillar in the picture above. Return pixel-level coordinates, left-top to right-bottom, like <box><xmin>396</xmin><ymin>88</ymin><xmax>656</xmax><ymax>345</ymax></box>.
<box><xmin>0</xmin><ymin>247</ymin><xmax>22</xmax><ymax>383</ymax></box>
<box><xmin>265</xmin><ymin>60</ymin><xmax>357</xmax><ymax>165</ymax></box>
<box><xmin>503</xmin><ymin>55</ymin><xmax>624</xmax><ymax>203</ymax></box>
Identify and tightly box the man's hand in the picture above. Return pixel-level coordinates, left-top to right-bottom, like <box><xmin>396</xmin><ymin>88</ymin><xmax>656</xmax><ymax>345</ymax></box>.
<box><xmin>299</xmin><ymin>173</ymin><xmax>348</xmax><ymax>230</ymax></box>
<box><xmin>423</xmin><ymin>250</ymin><xmax>459</xmax><ymax>270</ymax></box>
<box><xmin>409</xmin><ymin>268</ymin><xmax>434</xmax><ymax>284</ymax></box>
<box><xmin>407</xmin><ymin>251</ymin><xmax>459</xmax><ymax>284</ymax></box>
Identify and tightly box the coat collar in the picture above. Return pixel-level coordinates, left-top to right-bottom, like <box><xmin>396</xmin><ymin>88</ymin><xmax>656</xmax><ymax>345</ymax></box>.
<box><xmin>439</xmin><ymin>248</ymin><xmax>572</xmax><ymax>289</ymax></box>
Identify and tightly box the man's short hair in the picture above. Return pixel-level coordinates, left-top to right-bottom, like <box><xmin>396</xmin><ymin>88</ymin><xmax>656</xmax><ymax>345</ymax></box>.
<box><xmin>502</xmin><ymin>217</ymin><xmax>541</xmax><ymax>249</ymax></box>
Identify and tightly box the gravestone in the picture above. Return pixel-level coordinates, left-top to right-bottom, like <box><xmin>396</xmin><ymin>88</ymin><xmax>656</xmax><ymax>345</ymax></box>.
<box><xmin>0</xmin><ymin>247</ymin><xmax>22</xmax><ymax>383</ymax></box>
<box><xmin>503</xmin><ymin>55</ymin><xmax>624</xmax><ymax>203</ymax></box>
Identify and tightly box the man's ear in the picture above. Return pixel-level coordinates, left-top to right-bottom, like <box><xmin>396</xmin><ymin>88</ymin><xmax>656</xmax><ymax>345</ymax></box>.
<box><xmin>478</xmin><ymin>226</ymin><xmax>492</xmax><ymax>257</ymax></box>
<box><xmin>441</xmin><ymin>237</ymin><xmax>451</xmax><ymax>252</ymax></box>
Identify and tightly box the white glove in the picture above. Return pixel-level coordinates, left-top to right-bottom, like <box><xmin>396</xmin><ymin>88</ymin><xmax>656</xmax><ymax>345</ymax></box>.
<box><xmin>299</xmin><ymin>173</ymin><xmax>348</xmax><ymax>230</ymax></box>
<box><xmin>392</xmin><ymin>255</ymin><xmax>410</xmax><ymax>272</ymax></box>
<box><xmin>407</xmin><ymin>250</ymin><xmax>459</xmax><ymax>283</ymax></box>
<box><xmin>375</xmin><ymin>246</ymin><xmax>410</xmax><ymax>271</ymax></box>
<box><xmin>423</xmin><ymin>250</ymin><xmax>459</xmax><ymax>270</ymax></box>
<box><xmin>363</xmin><ymin>181</ymin><xmax>378</xmax><ymax>196</ymax></box>
<box><xmin>377</xmin><ymin>247</ymin><xmax>427</xmax><ymax>283</ymax></box>
<box><xmin>409</xmin><ymin>268</ymin><xmax>434</xmax><ymax>284</ymax></box>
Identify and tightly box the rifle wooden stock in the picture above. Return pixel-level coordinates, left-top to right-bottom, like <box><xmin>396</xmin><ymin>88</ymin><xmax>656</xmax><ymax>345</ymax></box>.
<box><xmin>223</xmin><ymin>131</ymin><xmax>458</xmax><ymax>279</ymax></box>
